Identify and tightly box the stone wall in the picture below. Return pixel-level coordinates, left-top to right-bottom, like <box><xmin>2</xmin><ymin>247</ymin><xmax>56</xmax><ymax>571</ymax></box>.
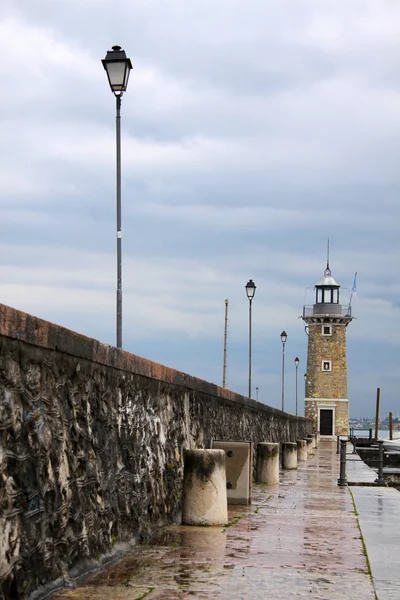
<box><xmin>306</xmin><ymin>322</ymin><xmax>348</xmax><ymax>399</ymax></box>
<box><xmin>0</xmin><ymin>304</ymin><xmax>312</xmax><ymax>599</ymax></box>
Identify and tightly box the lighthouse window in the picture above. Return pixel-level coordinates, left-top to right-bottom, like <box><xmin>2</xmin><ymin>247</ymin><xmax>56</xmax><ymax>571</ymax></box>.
<box><xmin>322</xmin><ymin>360</ymin><xmax>332</xmax><ymax>372</ymax></box>
<box><xmin>322</xmin><ymin>325</ymin><xmax>332</xmax><ymax>336</ymax></box>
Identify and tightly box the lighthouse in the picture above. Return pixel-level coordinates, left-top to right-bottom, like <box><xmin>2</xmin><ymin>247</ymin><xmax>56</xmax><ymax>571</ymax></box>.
<box><xmin>302</xmin><ymin>260</ymin><xmax>353</xmax><ymax>437</ymax></box>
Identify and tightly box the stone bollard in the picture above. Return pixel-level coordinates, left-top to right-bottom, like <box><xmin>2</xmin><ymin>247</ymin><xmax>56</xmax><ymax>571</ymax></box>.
<box><xmin>297</xmin><ymin>440</ymin><xmax>308</xmax><ymax>462</ymax></box>
<box><xmin>182</xmin><ymin>449</ymin><xmax>228</xmax><ymax>526</ymax></box>
<box><xmin>256</xmin><ymin>443</ymin><xmax>279</xmax><ymax>485</ymax></box>
<box><xmin>282</xmin><ymin>442</ymin><xmax>298</xmax><ymax>469</ymax></box>
<box><xmin>306</xmin><ymin>437</ymin><xmax>313</xmax><ymax>455</ymax></box>
<box><xmin>311</xmin><ymin>433</ymin><xmax>317</xmax><ymax>449</ymax></box>
<box><xmin>316</xmin><ymin>432</ymin><xmax>320</xmax><ymax>446</ymax></box>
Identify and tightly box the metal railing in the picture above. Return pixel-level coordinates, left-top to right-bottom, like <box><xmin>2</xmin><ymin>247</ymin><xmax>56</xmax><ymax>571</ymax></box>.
<box><xmin>303</xmin><ymin>305</ymin><xmax>352</xmax><ymax>318</ymax></box>
<box><xmin>338</xmin><ymin>436</ymin><xmax>386</xmax><ymax>485</ymax></box>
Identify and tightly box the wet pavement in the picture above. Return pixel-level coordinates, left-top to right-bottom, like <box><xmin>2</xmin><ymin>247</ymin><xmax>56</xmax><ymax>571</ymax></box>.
<box><xmin>52</xmin><ymin>441</ymin><xmax>399</xmax><ymax>600</ymax></box>
<box><xmin>351</xmin><ymin>486</ymin><xmax>400</xmax><ymax>600</ymax></box>
<box><xmin>345</xmin><ymin>443</ymin><xmax>378</xmax><ymax>484</ymax></box>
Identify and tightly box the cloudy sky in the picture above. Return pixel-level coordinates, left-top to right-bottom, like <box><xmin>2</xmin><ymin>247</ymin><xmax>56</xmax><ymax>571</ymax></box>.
<box><xmin>1</xmin><ymin>0</ymin><xmax>399</xmax><ymax>419</ymax></box>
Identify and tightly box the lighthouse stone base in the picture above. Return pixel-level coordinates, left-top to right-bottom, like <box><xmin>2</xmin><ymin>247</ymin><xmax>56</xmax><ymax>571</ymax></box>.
<box><xmin>305</xmin><ymin>398</ymin><xmax>348</xmax><ymax>438</ymax></box>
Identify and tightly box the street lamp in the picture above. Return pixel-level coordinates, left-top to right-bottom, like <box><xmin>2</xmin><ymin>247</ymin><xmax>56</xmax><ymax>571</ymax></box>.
<box><xmin>256</xmin><ymin>387</ymin><xmax>259</xmax><ymax>401</ymax></box>
<box><xmin>102</xmin><ymin>45</ymin><xmax>133</xmax><ymax>349</ymax></box>
<box><xmin>245</xmin><ymin>279</ymin><xmax>256</xmax><ymax>398</ymax></box>
<box><xmin>294</xmin><ymin>357</ymin><xmax>300</xmax><ymax>416</ymax></box>
<box><xmin>280</xmin><ymin>330</ymin><xmax>287</xmax><ymax>411</ymax></box>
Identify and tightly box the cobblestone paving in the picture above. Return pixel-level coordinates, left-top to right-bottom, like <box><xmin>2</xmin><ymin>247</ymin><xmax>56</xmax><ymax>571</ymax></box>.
<box><xmin>53</xmin><ymin>442</ymin><xmax>377</xmax><ymax>599</ymax></box>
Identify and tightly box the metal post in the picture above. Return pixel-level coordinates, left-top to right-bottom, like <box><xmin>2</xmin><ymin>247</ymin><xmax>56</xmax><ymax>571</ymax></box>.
<box><xmin>376</xmin><ymin>440</ymin><xmax>385</xmax><ymax>484</ymax></box>
<box><xmin>389</xmin><ymin>411</ymin><xmax>393</xmax><ymax>440</ymax></box>
<box><xmin>369</xmin><ymin>428</ymin><xmax>372</xmax><ymax>440</ymax></box>
<box><xmin>374</xmin><ymin>387</ymin><xmax>380</xmax><ymax>441</ymax></box>
<box><xmin>337</xmin><ymin>439</ymin><xmax>347</xmax><ymax>486</ymax></box>
<box><xmin>336</xmin><ymin>434</ymin><xmax>340</xmax><ymax>454</ymax></box>
<box><xmin>295</xmin><ymin>362</ymin><xmax>298</xmax><ymax>416</ymax></box>
<box><xmin>248</xmin><ymin>298</ymin><xmax>252</xmax><ymax>398</ymax></box>
<box><xmin>282</xmin><ymin>343</ymin><xmax>285</xmax><ymax>411</ymax></box>
<box><xmin>116</xmin><ymin>94</ymin><xmax>122</xmax><ymax>349</ymax></box>
<box><xmin>222</xmin><ymin>299</ymin><xmax>228</xmax><ymax>388</ymax></box>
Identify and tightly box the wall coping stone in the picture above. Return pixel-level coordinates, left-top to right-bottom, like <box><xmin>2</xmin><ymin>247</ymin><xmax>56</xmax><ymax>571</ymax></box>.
<box><xmin>0</xmin><ymin>303</ymin><xmax>310</xmax><ymax>422</ymax></box>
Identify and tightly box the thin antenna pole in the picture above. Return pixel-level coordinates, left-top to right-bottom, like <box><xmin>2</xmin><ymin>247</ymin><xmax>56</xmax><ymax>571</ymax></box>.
<box><xmin>327</xmin><ymin>238</ymin><xmax>330</xmax><ymax>269</ymax></box>
<box><xmin>222</xmin><ymin>299</ymin><xmax>228</xmax><ymax>387</ymax></box>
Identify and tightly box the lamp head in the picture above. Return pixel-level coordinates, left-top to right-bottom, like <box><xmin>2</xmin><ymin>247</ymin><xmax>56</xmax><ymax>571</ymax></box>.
<box><xmin>102</xmin><ymin>45</ymin><xmax>132</xmax><ymax>96</ymax></box>
<box><xmin>245</xmin><ymin>279</ymin><xmax>256</xmax><ymax>300</ymax></box>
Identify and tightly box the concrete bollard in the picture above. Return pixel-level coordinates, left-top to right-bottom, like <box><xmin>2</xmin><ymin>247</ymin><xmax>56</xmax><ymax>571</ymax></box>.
<box><xmin>282</xmin><ymin>442</ymin><xmax>298</xmax><ymax>469</ymax></box>
<box><xmin>297</xmin><ymin>440</ymin><xmax>308</xmax><ymax>462</ymax></box>
<box><xmin>256</xmin><ymin>443</ymin><xmax>279</xmax><ymax>485</ymax></box>
<box><xmin>182</xmin><ymin>449</ymin><xmax>228</xmax><ymax>526</ymax></box>
<box><xmin>306</xmin><ymin>437</ymin><xmax>313</xmax><ymax>455</ymax></box>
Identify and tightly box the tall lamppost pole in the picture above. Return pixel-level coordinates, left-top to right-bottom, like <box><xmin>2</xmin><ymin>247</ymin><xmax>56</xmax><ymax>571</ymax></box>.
<box><xmin>280</xmin><ymin>331</ymin><xmax>287</xmax><ymax>411</ymax></box>
<box><xmin>245</xmin><ymin>279</ymin><xmax>256</xmax><ymax>398</ymax></box>
<box><xmin>294</xmin><ymin>357</ymin><xmax>300</xmax><ymax>416</ymax></box>
<box><xmin>102</xmin><ymin>46</ymin><xmax>133</xmax><ymax>349</ymax></box>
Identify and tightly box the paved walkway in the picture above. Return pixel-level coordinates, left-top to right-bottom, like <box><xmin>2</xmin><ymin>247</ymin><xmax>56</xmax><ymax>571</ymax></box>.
<box><xmin>51</xmin><ymin>441</ymin><xmax>399</xmax><ymax>600</ymax></box>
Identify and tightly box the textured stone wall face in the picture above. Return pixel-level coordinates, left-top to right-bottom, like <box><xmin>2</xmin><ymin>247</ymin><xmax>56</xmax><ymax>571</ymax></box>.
<box><xmin>335</xmin><ymin>401</ymin><xmax>349</xmax><ymax>436</ymax></box>
<box><xmin>305</xmin><ymin>399</ymin><xmax>318</xmax><ymax>428</ymax></box>
<box><xmin>0</xmin><ymin>305</ymin><xmax>312</xmax><ymax>599</ymax></box>
<box><xmin>306</xmin><ymin>323</ymin><xmax>348</xmax><ymax>400</ymax></box>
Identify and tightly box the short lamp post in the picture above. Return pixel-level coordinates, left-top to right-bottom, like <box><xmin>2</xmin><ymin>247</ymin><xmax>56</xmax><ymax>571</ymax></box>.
<box><xmin>304</xmin><ymin>372</ymin><xmax>307</xmax><ymax>399</ymax></box>
<box><xmin>102</xmin><ymin>45</ymin><xmax>133</xmax><ymax>349</ymax></box>
<box><xmin>280</xmin><ymin>330</ymin><xmax>287</xmax><ymax>411</ymax></box>
<box><xmin>245</xmin><ymin>279</ymin><xmax>256</xmax><ymax>398</ymax></box>
<box><xmin>256</xmin><ymin>386</ymin><xmax>259</xmax><ymax>401</ymax></box>
<box><xmin>294</xmin><ymin>357</ymin><xmax>300</xmax><ymax>416</ymax></box>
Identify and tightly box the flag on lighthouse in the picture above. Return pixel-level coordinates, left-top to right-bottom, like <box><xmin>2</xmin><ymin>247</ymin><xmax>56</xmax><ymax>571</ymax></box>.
<box><xmin>352</xmin><ymin>272</ymin><xmax>357</xmax><ymax>296</ymax></box>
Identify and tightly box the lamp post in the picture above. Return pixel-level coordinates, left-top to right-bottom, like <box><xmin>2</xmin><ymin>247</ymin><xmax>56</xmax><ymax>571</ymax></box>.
<box><xmin>256</xmin><ymin>387</ymin><xmax>259</xmax><ymax>401</ymax></box>
<box><xmin>102</xmin><ymin>46</ymin><xmax>133</xmax><ymax>349</ymax></box>
<box><xmin>304</xmin><ymin>372</ymin><xmax>307</xmax><ymax>398</ymax></box>
<box><xmin>294</xmin><ymin>357</ymin><xmax>299</xmax><ymax>416</ymax></box>
<box><xmin>245</xmin><ymin>279</ymin><xmax>256</xmax><ymax>398</ymax></box>
<box><xmin>280</xmin><ymin>331</ymin><xmax>287</xmax><ymax>411</ymax></box>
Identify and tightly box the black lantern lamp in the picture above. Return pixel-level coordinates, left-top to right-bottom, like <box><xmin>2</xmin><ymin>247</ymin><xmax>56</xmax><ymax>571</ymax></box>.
<box><xmin>102</xmin><ymin>45</ymin><xmax>132</xmax><ymax>96</ymax></box>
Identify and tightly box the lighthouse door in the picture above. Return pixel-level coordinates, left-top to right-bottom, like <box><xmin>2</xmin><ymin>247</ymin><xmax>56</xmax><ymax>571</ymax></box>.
<box><xmin>319</xmin><ymin>409</ymin><xmax>334</xmax><ymax>436</ymax></box>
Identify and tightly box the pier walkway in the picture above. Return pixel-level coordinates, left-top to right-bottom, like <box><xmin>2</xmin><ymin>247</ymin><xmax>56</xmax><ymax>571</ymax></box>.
<box><xmin>51</xmin><ymin>441</ymin><xmax>399</xmax><ymax>600</ymax></box>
